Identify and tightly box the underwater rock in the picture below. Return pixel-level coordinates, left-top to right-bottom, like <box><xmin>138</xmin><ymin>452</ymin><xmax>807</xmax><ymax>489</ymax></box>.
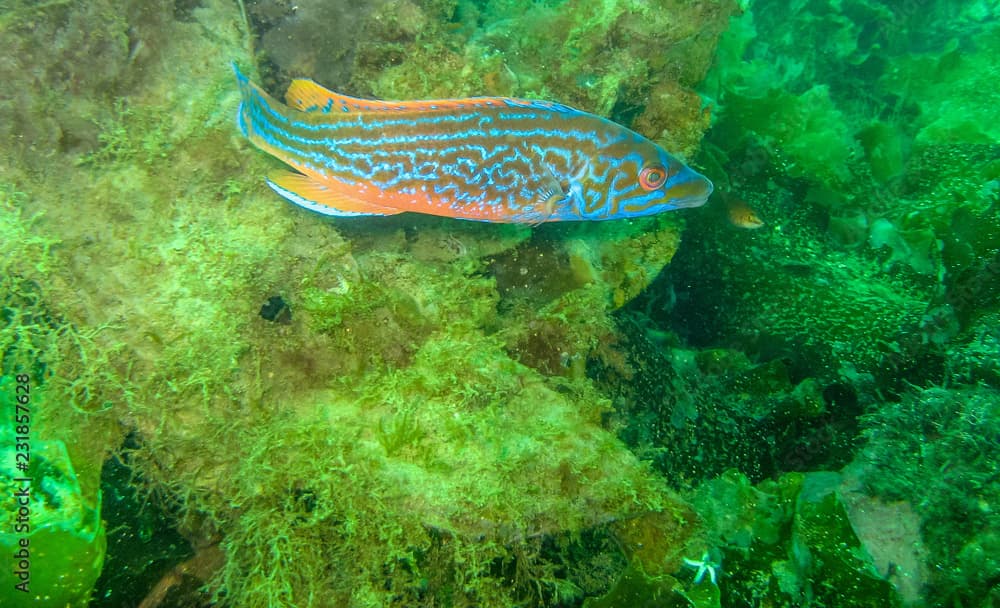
<box><xmin>494</xmin><ymin>217</ymin><xmax>683</xmax><ymax>378</ymax></box>
<box><xmin>857</xmin><ymin>385</ymin><xmax>1000</xmax><ymax>607</ymax></box>
<box><xmin>610</xmin><ymin>509</ymin><xmax>700</xmax><ymax>577</ymax></box>
<box><xmin>839</xmin><ymin>471</ymin><xmax>928</xmax><ymax>605</ymax></box>
<box><xmin>581</xmin><ymin>563</ymin><xmax>721</xmax><ymax>608</ymax></box>
<box><xmin>347</xmin><ymin>0</ymin><xmax>736</xmax><ymax>154</ymax></box>
<box><xmin>0</xmin><ymin>1</ymin><xmax>176</xmax><ymax>164</ymax></box>
<box><xmin>0</xmin><ymin>1</ymin><xmax>719</xmax><ymax>605</ymax></box>
<box><xmin>250</xmin><ymin>0</ymin><xmax>383</xmax><ymax>91</ymax></box>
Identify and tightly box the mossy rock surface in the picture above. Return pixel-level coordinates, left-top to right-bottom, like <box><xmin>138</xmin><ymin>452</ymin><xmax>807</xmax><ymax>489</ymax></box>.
<box><xmin>0</xmin><ymin>0</ymin><xmax>731</xmax><ymax>605</ymax></box>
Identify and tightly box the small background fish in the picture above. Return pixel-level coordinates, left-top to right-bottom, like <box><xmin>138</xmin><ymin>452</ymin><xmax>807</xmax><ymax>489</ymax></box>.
<box><xmin>719</xmin><ymin>190</ymin><xmax>765</xmax><ymax>229</ymax></box>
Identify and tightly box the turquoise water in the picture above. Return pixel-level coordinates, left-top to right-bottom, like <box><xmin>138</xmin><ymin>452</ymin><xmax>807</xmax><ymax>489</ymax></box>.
<box><xmin>0</xmin><ymin>0</ymin><xmax>997</xmax><ymax>606</ymax></box>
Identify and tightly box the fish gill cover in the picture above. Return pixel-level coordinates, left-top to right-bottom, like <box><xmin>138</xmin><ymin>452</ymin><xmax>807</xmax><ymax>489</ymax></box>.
<box><xmin>0</xmin><ymin>1</ymin><xmax>997</xmax><ymax>608</ymax></box>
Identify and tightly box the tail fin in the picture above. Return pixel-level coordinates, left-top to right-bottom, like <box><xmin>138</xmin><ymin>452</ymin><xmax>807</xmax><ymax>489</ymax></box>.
<box><xmin>232</xmin><ymin>62</ymin><xmax>290</xmax><ymax>142</ymax></box>
<box><xmin>233</xmin><ymin>63</ymin><xmax>253</xmax><ymax>137</ymax></box>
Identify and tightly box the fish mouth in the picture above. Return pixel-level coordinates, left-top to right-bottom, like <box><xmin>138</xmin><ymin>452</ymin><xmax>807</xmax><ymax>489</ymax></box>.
<box><xmin>666</xmin><ymin>169</ymin><xmax>713</xmax><ymax>209</ymax></box>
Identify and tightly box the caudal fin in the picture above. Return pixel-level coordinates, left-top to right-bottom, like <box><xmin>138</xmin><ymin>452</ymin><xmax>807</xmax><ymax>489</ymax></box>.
<box><xmin>232</xmin><ymin>63</ymin><xmax>254</xmax><ymax>137</ymax></box>
<box><xmin>231</xmin><ymin>63</ymin><xmax>288</xmax><ymax>144</ymax></box>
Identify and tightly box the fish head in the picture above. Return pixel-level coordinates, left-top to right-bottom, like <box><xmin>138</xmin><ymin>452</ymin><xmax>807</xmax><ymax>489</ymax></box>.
<box><xmin>576</xmin><ymin>137</ymin><xmax>713</xmax><ymax>220</ymax></box>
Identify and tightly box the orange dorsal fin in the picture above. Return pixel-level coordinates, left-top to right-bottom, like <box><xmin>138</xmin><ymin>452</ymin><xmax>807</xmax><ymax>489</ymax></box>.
<box><xmin>266</xmin><ymin>171</ymin><xmax>403</xmax><ymax>217</ymax></box>
<box><xmin>284</xmin><ymin>78</ymin><xmax>566</xmax><ymax>114</ymax></box>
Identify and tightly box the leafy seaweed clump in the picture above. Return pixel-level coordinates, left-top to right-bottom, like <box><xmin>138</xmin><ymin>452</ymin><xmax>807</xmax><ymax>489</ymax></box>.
<box><xmin>857</xmin><ymin>385</ymin><xmax>1000</xmax><ymax>606</ymax></box>
<box><xmin>691</xmin><ymin>470</ymin><xmax>900</xmax><ymax>607</ymax></box>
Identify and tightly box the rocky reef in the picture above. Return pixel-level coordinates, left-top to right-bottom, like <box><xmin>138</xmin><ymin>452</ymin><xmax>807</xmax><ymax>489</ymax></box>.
<box><xmin>2</xmin><ymin>0</ymin><xmax>997</xmax><ymax>606</ymax></box>
<box><xmin>0</xmin><ymin>0</ymin><xmax>733</xmax><ymax>605</ymax></box>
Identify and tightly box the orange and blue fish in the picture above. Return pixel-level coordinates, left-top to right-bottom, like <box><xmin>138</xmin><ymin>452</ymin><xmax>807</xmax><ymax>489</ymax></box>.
<box><xmin>234</xmin><ymin>65</ymin><xmax>712</xmax><ymax>223</ymax></box>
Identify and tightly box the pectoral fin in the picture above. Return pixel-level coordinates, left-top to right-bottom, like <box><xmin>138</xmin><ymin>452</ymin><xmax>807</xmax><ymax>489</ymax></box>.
<box><xmin>522</xmin><ymin>165</ymin><xmax>569</xmax><ymax>224</ymax></box>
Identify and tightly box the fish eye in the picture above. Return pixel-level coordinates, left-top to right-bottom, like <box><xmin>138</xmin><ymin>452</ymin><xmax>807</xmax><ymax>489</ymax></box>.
<box><xmin>639</xmin><ymin>165</ymin><xmax>668</xmax><ymax>191</ymax></box>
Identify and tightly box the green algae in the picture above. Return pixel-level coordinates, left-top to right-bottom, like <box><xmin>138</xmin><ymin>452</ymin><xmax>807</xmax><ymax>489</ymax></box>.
<box><xmin>0</xmin><ymin>403</ymin><xmax>106</xmax><ymax>608</ymax></box>
<box><xmin>857</xmin><ymin>385</ymin><xmax>1000</xmax><ymax>606</ymax></box>
<box><xmin>200</xmin><ymin>328</ymin><xmax>697</xmax><ymax>606</ymax></box>
<box><xmin>624</xmin><ymin>2</ymin><xmax>998</xmax><ymax>606</ymax></box>
<box><xmin>249</xmin><ymin>0</ymin><xmax>736</xmax><ymax>159</ymax></box>
<box><xmin>0</xmin><ymin>0</ymin><xmax>730</xmax><ymax>605</ymax></box>
<box><xmin>582</xmin><ymin>563</ymin><xmax>720</xmax><ymax>608</ymax></box>
<box><xmin>671</xmin><ymin>0</ymin><xmax>999</xmax><ymax>392</ymax></box>
<box><xmin>0</xmin><ymin>191</ymin><xmax>118</xmax><ymax>605</ymax></box>
<box><xmin>2</xmin><ymin>0</ymin><xmax>996</xmax><ymax>606</ymax></box>
<box><xmin>690</xmin><ymin>470</ymin><xmax>899</xmax><ymax>607</ymax></box>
